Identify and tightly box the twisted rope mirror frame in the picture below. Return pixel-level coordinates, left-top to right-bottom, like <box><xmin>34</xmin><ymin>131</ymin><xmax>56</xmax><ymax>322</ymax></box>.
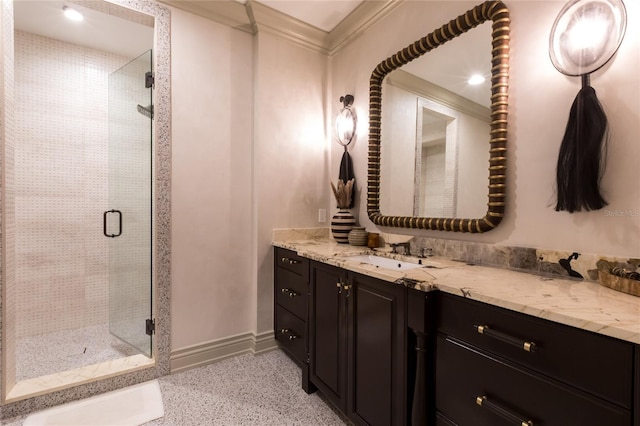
<box><xmin>367</xmin><ymin>1</ymin><xmax>510</xmax><ymax>233</ymax></box>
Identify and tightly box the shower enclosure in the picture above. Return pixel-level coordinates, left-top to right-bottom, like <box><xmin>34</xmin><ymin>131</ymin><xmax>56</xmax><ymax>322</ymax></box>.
<box><xmin>11</xmin><ymin>9</ymin><xmax>154</xmax><ymax>382</ymax></box>
<box><xmin>2</xmin><ymin>0</ymin><xmax>170</xmax><ymax>414</ymax></box>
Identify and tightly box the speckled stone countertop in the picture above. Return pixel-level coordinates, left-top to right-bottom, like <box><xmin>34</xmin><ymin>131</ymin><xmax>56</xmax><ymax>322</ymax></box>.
<box><xmin>273</xmin><ymin>232</ymin><xmax>640</xmax><ymax>346</ymax></box>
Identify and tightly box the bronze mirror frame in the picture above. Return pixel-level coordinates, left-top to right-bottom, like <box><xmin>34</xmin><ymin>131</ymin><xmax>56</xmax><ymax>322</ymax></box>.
<box><xmin>367</xmin><ymin>1</ymin><xmax>510</xmax><ymax>233</ymax></box>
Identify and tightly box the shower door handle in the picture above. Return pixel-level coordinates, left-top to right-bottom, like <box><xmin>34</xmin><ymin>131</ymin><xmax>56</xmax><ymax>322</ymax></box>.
<box><xmin>103</xmin><ymin>209</ymin><xmax>122</xmax><ymax>238</ymax></box>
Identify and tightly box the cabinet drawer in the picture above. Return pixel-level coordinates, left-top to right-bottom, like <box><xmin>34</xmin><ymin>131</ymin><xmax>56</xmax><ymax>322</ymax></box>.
<box><xmin>436</xmin><ymin>336</ymin><xmax>631</xmax><ymax>426</ymax></box>
<box><xmin>438</xmin><ymin>293</ymin><xmax>634</xmax><ymax>408</ymax></box>
<box><xmin>275</xmin><ymin>247</ymin><xmax>308</xmax><ymax>278</ymax></box>
<box><xmin>275</xmin><ymin>305</ymin><xmax>307</xmax><ymax>364</ymax></box>
<box><xmin>275</xmin><ymin>267</ymin><xmax>308</xmax><ymax>319</ymax></box>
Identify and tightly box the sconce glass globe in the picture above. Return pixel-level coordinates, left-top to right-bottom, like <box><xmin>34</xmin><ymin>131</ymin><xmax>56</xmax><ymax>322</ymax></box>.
<box><xmin>336</xmin><ymin>106</ymin><xmax>356</xmax><ymax>146</ymax></box>
<box><xmin>549</xmin><ymin>0</ymin><xmax>626</xmax><ymax>76</ymax></box>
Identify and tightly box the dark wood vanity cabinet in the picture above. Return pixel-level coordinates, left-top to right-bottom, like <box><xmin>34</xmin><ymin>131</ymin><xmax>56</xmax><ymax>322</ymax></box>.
<box><xmin>435</xmin><ymin>293</ymin><xmax>635</xmax><ymax>425</ymax></box>
<box><xmin>274</xmin><ymin>249</ymin><xmax>640</xmax><ymax>426</ymax></box>
<box><xmin>273</xmin><ymin>247</ymin><xmax>314</xmax><ymax>392</ymax></box>
<box><xmin>309</xmin><ymin>261</ymin><xmax>407</xmax><ymax>426</ymax></box>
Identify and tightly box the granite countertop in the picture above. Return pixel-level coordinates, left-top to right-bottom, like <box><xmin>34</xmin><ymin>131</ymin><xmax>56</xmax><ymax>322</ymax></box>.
<box><xmin>273</xmin><ymin>235</ymin><xmax>640</xmax><ymax>345</ymax></box>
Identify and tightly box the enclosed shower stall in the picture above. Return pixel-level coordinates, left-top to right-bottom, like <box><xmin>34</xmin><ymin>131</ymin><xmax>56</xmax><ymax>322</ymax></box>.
<box><xmin>12</xmin><ymin>2</ymin><xmax>154</xmax><ymax>383</ymax></box>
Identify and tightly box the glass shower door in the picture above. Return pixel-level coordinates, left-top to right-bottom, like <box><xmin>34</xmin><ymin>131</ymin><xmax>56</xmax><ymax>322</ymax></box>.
<box><xmin>106</xmin><ymin>50</ymin><xmax>153</xmax><ymax>357</ymax></box>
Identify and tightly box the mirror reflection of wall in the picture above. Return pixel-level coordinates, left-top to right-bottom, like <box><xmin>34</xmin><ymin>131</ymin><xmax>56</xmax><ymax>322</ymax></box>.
<box><xmin>416</xmin><ymin>104</ymin><xmax>456</xmax><ymax>218</ymax></box>
<box><xmin>379</xmin><ymin>20</ymin><xmax>493</xmax><ymax>221</ymax></box>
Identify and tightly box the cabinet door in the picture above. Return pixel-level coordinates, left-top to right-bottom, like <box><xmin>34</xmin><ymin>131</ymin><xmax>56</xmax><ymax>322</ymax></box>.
<box><xmin>348</xmin><ymin>273</ymin><xmax>407</xmax><ymax>426</ymax></box>
<box><xmin>309</xmin><ymin>261</ymin><xmax>348</xmax><ymax>411</ymax></box>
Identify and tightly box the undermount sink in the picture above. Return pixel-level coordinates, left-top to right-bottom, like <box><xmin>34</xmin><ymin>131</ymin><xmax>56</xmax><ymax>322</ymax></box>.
<box><xmin>347</xmin><ymin>254</ymin><xmax>425</xmax><ymax>271</ymax></box>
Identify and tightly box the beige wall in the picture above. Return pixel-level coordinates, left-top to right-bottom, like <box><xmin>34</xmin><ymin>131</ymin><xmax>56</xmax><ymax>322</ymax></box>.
<box><xmin>170</xmin><ymin>9</ymin><xmax>329</xmax><ymax>348</ymax></box>
<box><xmin>254</xmin><ymin>31</ymin><xmax>329</xmax><ymax>334</ymax></box>
<box><xmin>331</xmin><ymin>0</ymin><xmax>640</xmax><ymax>258</ymax></box>
<box><xmin>170</xmin><ymin>8</ymin><xmax>254</xmax><ymax>349</ymax></box>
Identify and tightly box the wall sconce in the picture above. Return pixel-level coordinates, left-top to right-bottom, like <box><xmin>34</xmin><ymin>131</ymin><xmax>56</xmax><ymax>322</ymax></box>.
<box><xmin>335</xmin><ymin>94</ymin><xmax>357</xmax><ymax>148</ymax></box>
<box><xmin>549</xmin><ymin>0</ymin><xmax>627</xmax><ymax>213</ymax></box>
<box><xmin>334</xmin><ymin>94</ymin><xmax>356</xmax><ymax>209</ymax></box>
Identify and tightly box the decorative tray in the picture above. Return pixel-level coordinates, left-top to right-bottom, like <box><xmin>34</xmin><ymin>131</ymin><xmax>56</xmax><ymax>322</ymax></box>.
<box><xmin>598</xmin><ymin>270</ymin><xmax>640</xmax><ymax>297</ymax></box>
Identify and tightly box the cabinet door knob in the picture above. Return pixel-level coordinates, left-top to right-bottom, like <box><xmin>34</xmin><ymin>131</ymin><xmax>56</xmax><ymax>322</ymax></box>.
<box><xmin>280</xmin><ymin>288</ymin><xmax>298</xmax><ymax>297</ymax></box>
<box><xmin>343</xmin><ymin>284</ymin><xmax>351</xmax><ymax>298</ymax></box>
<box><xmin>475</xmin><ymin>396</ymin><xmax>534</xmax><ymax>426</ymax></box>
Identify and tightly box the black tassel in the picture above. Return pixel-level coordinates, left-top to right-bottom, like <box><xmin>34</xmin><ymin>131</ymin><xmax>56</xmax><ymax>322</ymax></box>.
<box><xmin>555</xmin><ymin>84</ymin><xmax>608</xmax><ymax>213</ymax></box>
<box><xmin>338</xmin><ymin>151</ymin><xmax>356</xmax><ymax>208</ymax></box>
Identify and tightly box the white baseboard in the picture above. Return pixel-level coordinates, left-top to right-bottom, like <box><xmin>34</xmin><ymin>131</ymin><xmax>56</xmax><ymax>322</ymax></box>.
<box><xmin>170</xmin><ymin>331</ymin><xmax>277</xmax><ymax>374</ymax></box>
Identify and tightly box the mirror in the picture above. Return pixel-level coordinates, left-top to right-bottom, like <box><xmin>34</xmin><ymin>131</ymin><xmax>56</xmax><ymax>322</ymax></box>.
<box><xmin>368</xmin><ymin>1</ymin><xmax>510</xmax><ymax>232</ymax></box>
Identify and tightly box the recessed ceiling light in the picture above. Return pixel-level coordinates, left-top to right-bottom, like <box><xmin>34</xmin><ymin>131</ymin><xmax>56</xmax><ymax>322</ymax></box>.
<box><xmin>63</xmin><ymin>6</ymin><xmax>84</xmax><ymax>22</ymax></box>
<box><xmin>468</xmin><ymin>74</ymin><xmax>485</xmax><ymax>85</ymax></box>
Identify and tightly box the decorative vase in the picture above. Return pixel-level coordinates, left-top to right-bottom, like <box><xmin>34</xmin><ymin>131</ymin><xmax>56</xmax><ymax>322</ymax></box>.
<box><xmin>348</xmin><ymin>227</ymin><xmax>368</xmax><ymax>246</ymax></box>
<box><xmin>331</xmin><ymin>209</ymin><xmax>356</xmax><ymax>244</ymax></box>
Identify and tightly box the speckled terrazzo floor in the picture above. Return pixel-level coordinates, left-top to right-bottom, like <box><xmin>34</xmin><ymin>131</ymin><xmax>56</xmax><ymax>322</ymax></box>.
<box><xmin>16</xmin><ymin>324</ymin><xmax>140</xmax><ymax>381</ymax></box>
<box><xmin>3</xmin><ymin>350</ymin><xmax>349</xmax><ymax>426</ymax></box>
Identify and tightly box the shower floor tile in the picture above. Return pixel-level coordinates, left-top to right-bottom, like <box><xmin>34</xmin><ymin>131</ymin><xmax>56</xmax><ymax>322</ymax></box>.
<box><xmin>16</xmin><ymin>324</ymin><xmax>139</xmax><ymax>382</ymax></box>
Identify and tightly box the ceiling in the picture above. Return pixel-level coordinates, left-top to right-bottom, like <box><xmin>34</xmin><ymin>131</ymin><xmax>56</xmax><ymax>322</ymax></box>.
<box><xmin>12</xmin><ymin>0</ymin><xmax>491</xmax><ymax>108</ymax></box>
<box><xmin>13</xmin><ymin>0</ymin><xmax>361</xmax><ymax>57</ymax></box>
<box><xmin>254</xmin><ymin>0</ymin><xmax>363</xmax><ymax>32</ymax></box>
<box><xmin>13</xmin><ymin>1</ymin><xmax>154</xmax><ymax>58</ymax></box>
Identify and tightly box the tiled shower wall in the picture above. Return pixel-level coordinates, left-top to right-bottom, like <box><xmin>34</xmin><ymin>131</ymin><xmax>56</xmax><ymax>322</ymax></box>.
<box><xmin>3</xmin><ymin>5</ymin><xmax>18</xmax><ymax>393</ymax></box>
<box><xmin>14</xmin><ymin>31</ymin><xmax>129</xmax><ymax>338</ymax></box>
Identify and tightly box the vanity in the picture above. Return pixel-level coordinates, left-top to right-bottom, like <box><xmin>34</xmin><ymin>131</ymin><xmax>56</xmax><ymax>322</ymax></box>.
<box><xmin>273</xmin><ymin>237</ymin><xmax>640</xmax><ymax>426</ymax></box>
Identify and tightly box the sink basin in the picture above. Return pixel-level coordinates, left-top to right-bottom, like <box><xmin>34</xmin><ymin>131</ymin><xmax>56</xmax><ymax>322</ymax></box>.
<box><xmin>347</xmin><ymin>255</ymin><xmax>425</xmax><ymax>271</ymax></box>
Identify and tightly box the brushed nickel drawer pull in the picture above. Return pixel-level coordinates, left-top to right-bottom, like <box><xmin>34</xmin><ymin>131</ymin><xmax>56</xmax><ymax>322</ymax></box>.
<box><xmin>280</xmin><ymin>328</ymin><xmax>289</xmax><ymax>334</ymax></box>
<box><xmin>475</xmin><ymin>395</ymin><xmax>533</xmax><ymax>426</ymax></box>
<box><xmin>281</xmin><ymin>257</ymin><xmax>300</xmax><ymax>265</ymax></box>
<box><xmin>475</xmin><ymin>324</ymin><xmax>537</xmax><ymax>353</ymax></box>
<box><xmin>288</xmin><ymin>334</ymin><xmax>298</xmax><ymax>341</ymax></box>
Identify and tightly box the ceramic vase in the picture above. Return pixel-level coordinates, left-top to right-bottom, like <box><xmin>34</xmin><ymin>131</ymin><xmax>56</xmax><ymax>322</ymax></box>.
<box><xmin>331</xmin><ymin>209</ymin><xmax>356</xmax><ymax>244</ymax></box>
<box><xmin>348</xmin><ymin>227</ymin><xmax>368</xmax><ymax>246</ymax></box>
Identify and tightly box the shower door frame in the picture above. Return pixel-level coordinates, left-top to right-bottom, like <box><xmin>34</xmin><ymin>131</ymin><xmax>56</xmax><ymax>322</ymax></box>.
<box><xmin>0</xmin><ymin>0</ymin><xmax>171</xmax><ymax>416</ymax></box>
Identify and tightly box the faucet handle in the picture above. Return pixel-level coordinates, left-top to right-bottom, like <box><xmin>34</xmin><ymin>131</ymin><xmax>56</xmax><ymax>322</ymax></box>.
<box><xmin>420</xmin><ymin>248</ymin><xmax>434</xmax><ymax>258</ymax></box>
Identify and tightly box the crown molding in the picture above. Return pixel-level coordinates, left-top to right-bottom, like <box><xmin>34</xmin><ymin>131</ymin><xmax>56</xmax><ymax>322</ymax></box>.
<box><xmin>158</xmin><ymin>0</ymin><xmax>253</xmax><ymax>33</ymax></box>
<box><xmin>158</xmin><ymin>0</ymin><xmax>402</xmax><ymax>55</ymax></box>
<box><xmin>327</xmin><ymin>0</ymin><xmax>404</xmax><ymax>55</ymax></box>
<box><xmin>388</xmin><ymin>69</ymin><xmax>490</xmax><ymax>123</ymax></box>
<box><xmin>249</xmin><ymin>1</ymin><xmax>330</xmax><ymax>54</ymax></box>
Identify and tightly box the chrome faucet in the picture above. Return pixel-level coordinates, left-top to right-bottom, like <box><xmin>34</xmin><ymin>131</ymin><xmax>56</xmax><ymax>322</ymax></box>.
<box><xmin>419</xmin><ymin>247</ymin><xmax>434</xmax><ymax>258</ymax></box>
<box><xmin>389</xmin><ymin>242</ymin><xmax>411</xmax><ymax>255</ymax></box>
